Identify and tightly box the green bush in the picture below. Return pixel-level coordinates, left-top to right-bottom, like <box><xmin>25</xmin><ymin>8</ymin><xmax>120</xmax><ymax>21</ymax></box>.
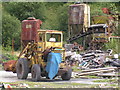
<box><xmin>104</xmin><ymin>38</ymin><xmax>120</xmax><ymax>53</ymax></box>
<box><xmin>1</xmin><ymin>53</ymin><xmax>18</xmax><ymax>62</ymax></box>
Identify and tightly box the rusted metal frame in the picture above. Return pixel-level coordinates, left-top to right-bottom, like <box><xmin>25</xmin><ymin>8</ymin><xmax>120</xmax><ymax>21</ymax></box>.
<box><xmin>67</xmin><ymin>31</ymin><xmax>92</xmax><ymax>42</ymax></box>
<box><xmin>11</xmin><ymin>61</ymin><xmax>17</xmax><ymax>72</ymax></box>
<box><xmin>57</xmin><ymin>69</ymin><xmax>67</xmax><ymax>76</ymax></box>
<box><xmin>92</xmin><ymin>39</ymin><xmax>108</xmax><ymax>43</ymax></box>
<box><xmin>91</xmin><ymin>35</ymin><xmax>107</xmax><ymax>43</ymax></box>
<box><xmin>58</xmin><ymin>63</ymin><xmax>71</xmax><ymax>75</ymax></box>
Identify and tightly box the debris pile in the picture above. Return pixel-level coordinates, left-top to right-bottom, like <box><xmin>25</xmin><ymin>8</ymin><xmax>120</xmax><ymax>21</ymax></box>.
<box><xmin>76</xmin><ymin>67</ymin><xmax>118</xmax><ymax>76</ymax></box>
<box><xmin>65</xmin><ymin>48</ymin><xmax>120</xmax><ymax>79</ymax></box>
<box><xmin>104</xmin><ymin>54</ymin><xmax>120</xmax><ymax>67</ymax></box>
<box><xmin>71</xmin><ymin>67</ymin><xmax>120</xmax><ymax>78</ymax></box>
<box><xmin>65</xmin><ymin>49</ymin><xmax>120</xmax><ymax>69</ymax></box>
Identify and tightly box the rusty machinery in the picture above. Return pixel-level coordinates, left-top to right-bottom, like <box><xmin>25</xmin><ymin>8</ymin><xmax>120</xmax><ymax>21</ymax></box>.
<box><xmin>87</xmin><ymin>7</ymin><xmax>119</xmax><ymax>50</ymax></box>
<box><xmin>67</xmin><ymin>3</ymin><xmax>118</xmax><ymax>50</ymax></box>
<box><xmin>3</xmin><ymin>17</ymin><xmax>72</xmax><ymax>81</ymax></box>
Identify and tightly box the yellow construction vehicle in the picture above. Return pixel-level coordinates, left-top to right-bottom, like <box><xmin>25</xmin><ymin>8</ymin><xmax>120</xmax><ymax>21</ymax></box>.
<box><xmin>4</xmin><ymin>17</ymin><xmax>72</xmax><ymax>81</ymax></box>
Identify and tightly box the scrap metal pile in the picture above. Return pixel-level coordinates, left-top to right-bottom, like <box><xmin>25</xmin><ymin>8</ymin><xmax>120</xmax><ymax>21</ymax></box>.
<box><xmin>65</xmin><ymin>48</ymin><xmax>120</xmax><ymax>69</ymax></box>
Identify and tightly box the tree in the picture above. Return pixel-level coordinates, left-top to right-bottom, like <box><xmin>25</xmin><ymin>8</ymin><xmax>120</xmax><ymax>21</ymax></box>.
<box><xmin>2</xmin><ymin>2</ymin><xmax>46</xmax><ymax>21</ymax></box>
<box><xmin>2</xmin><ymin>9</ymin><xmax>21</xmax><ymax>50</ymax></box>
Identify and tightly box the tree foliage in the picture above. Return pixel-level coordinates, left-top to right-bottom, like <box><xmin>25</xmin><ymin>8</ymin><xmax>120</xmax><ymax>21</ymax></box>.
<box><xmin>2</xmin><ymin>2</ymin><xmax>120</xmax><ymax>51</ymax></box>
<box><xmin>2</xmin><ymin>8</ymin><xmax>21</xmax><ymax>49</ymax></box>
<box><xmin>3</xmin><ymin>2</ymin><xmax>46</xmax><ymax>21</ymax></box>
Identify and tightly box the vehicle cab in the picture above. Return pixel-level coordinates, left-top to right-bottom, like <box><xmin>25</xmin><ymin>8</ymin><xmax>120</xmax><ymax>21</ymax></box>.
<box><xmin>37</xmin><ymin>30</ymin><xmax>65</xmax><ymax>67</ymax></box>
<box><xmin>37</xmin><ymin>30</ymin><xmax>64</xmax><ymax>52</ymax></box>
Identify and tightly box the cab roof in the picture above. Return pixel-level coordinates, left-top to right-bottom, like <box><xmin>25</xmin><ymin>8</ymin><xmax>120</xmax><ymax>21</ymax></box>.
<box><xmin>38</xmin><ymin>29</ymin><xmax>62</xmax><ymax>33</ymax></box>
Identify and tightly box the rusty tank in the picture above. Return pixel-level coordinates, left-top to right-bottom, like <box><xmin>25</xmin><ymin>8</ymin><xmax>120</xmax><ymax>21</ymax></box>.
<box><xmin>68</xmin><ymin>3</ymin><xmax>90</xmax><ymax>38</ymax></box>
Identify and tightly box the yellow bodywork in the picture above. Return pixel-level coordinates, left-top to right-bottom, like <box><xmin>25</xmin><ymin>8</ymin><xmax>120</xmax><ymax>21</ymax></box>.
<box><xmin>28</xmin><ymin>30</ymin><xmax>65</xmax><ymax>68</ymax></box>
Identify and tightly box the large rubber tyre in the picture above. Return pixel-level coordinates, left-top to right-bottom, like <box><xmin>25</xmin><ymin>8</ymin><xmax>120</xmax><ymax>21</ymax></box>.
<box><xmin>61</xmin><ymin>69</ymin><xmax>72</xmax><ymax>80</ymax></box>
<box><xmin>16</xmin><ymin>58</ymin><xmax>29</xmax><ymax>79</ymax></box>
<box><xmin>31</xmin><ymin>64</ymin><xmax>41</xmax><ymax>81</ymax></box>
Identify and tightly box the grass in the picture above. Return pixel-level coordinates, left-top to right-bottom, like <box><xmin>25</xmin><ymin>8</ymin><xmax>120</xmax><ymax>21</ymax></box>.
<box><xmin>93</xmin><ymin>78</ymin><xmax>119</xmax><ymax>88</ymax></box>
<box><xmin>72</xmin><ymin>66</ymin><xmax>81</xmax><ymax>72</ymax></box>
<box><xmin>93</xmin><ymin>78</ymin><xmax>118</xmax><ymax>83</ymax></box>
<box><xmin>85</xmin><ymin>75</ymin><xmax>101</xmax><ymax>79</ymax></box>
<box><xmin>2</xmin><ymin>79</ymin><xmax>119</xmax><ymax>88</ymax></box>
